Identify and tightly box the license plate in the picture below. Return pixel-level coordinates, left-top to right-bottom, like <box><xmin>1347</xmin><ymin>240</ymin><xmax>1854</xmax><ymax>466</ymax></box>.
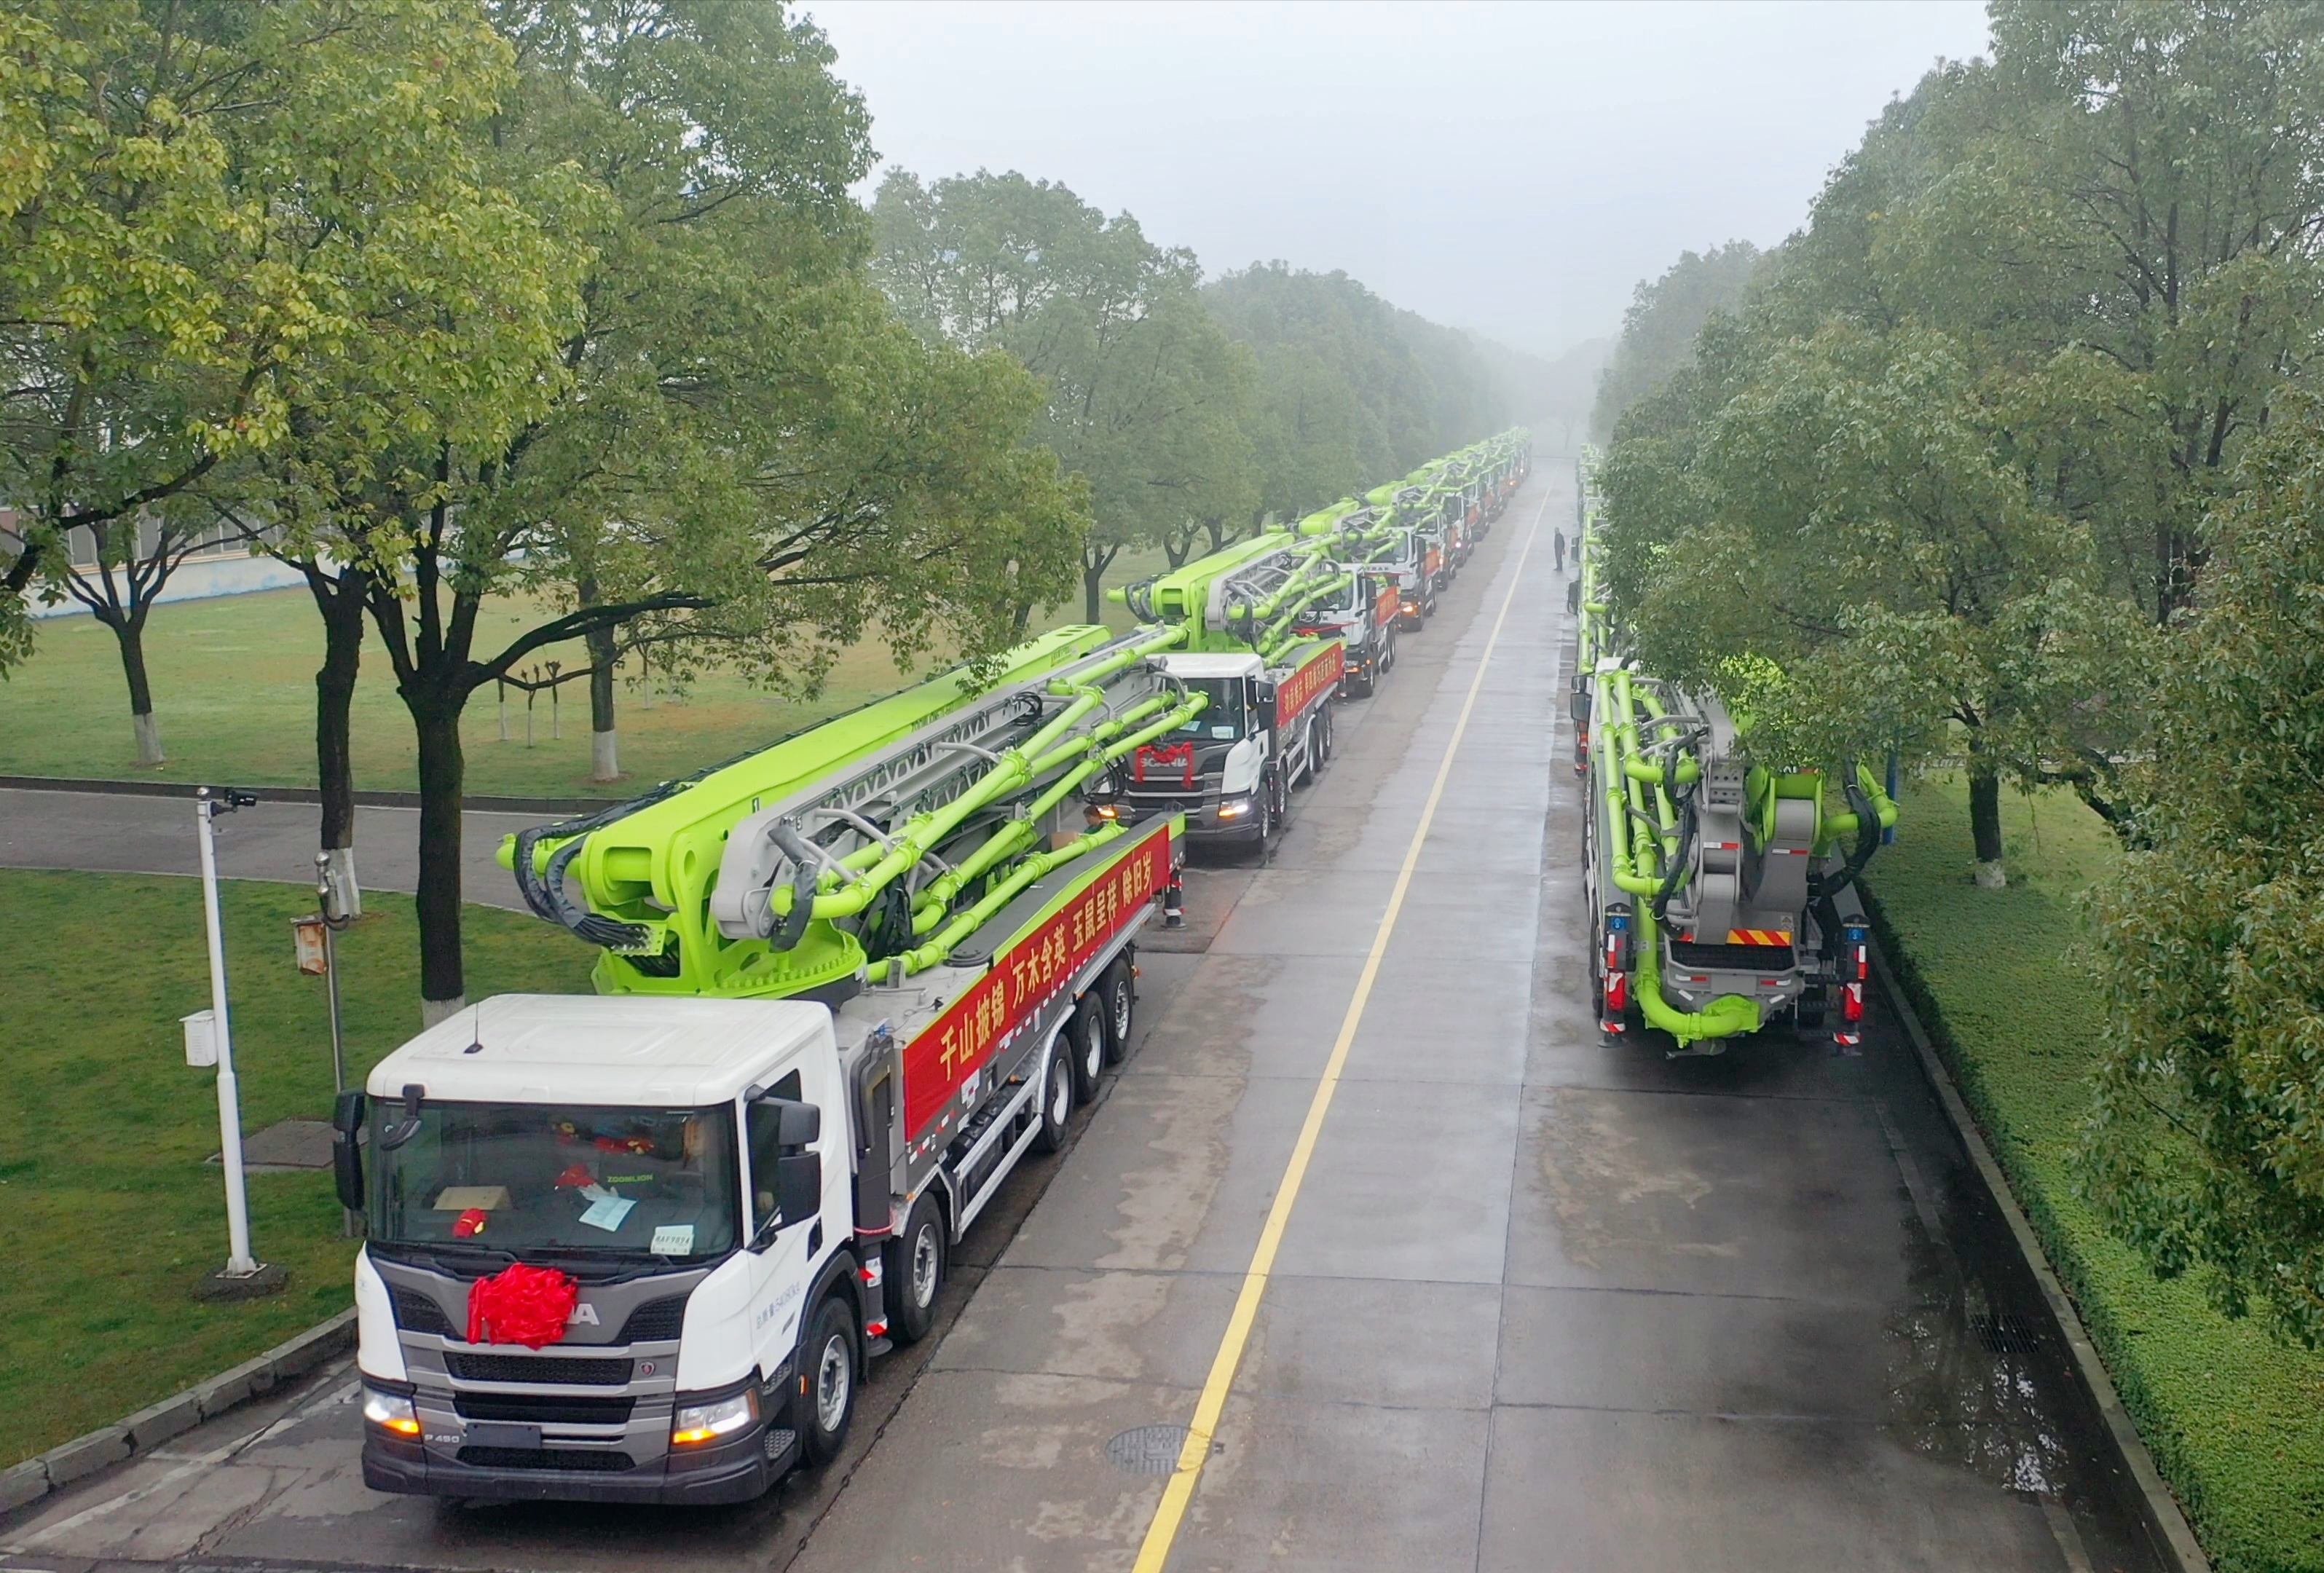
<box><xmin>465</xmin><ymin>1422</ymin><xmax>542</xmax><ymax>1450</ymax></box>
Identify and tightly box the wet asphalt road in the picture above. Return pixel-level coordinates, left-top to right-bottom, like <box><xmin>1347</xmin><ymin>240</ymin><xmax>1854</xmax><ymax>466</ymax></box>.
<box><xmin>0</xmin><ymin>463</ymin><xmax>2170</xmax><ymax>1572</ymax></box>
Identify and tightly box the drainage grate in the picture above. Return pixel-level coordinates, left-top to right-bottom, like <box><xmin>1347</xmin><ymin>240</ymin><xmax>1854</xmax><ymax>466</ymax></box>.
<box><xmin>1969</xmin><ymin>1311</ymin><xmax>2046</xmax><ymax>1355</ymax></box>
<box><xmin>1106</xmin><ymin>1424</ymin><xmax>1193</xmax><ymax>1475</ymax></box>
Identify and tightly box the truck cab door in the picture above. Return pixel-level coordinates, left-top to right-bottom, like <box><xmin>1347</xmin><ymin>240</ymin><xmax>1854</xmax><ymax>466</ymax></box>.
<box><xmin>744</xmin><ymin>1081</ymin><xmax>825</xmax><ymax>1381</ymax></box>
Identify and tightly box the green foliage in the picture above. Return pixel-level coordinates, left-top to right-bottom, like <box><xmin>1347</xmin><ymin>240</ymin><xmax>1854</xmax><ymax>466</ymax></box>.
<box><xmin>0</xmin><ymin>0</ymin><xmax>545</xmax><ymax>734</ymax></box>
<box><xmin>1590</xmin><ymin>241</ymin><xmax>1761</xmax><ymax>441</ymax></box>
<box><xmin>873</xmin><ymin>168</ymin><xmax>1252</xmax><ymax>619</ymax></box>
<box><xmin>0</xmin><ymin>871</ymin><xmax>591</xmax><ymax>1465</ymax></box>
<box><xmin>1596</xmin><ymin>0</ymin><xmax>2323</xmax><ymax>845</ymax></box>
<box><xmin>1202</xmin><ymin>261</ymin><xmax>1510</xmax><ymax>516</ymax></box>
<box><xmin>2084</xmin><ymin>393</ymin><xmax>2324</xmax><ymax>1349</ymax></box>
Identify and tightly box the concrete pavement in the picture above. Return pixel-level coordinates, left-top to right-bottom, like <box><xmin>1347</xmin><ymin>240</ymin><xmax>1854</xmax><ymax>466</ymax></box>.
<box><xmin>0</xmin><ymin>464</ymin><xmax>2170</xmax><ymax>1572</ymax></box>
<box><xmin>0</xmin><ymin>789</ymin><xmax>548</xmax><ymax>912</ymax></box>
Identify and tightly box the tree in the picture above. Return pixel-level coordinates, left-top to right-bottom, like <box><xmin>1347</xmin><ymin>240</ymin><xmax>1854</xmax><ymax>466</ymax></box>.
<box><xmin>875</xmin><ymin>169</ymin><xmax>1256</xmax><ymax>623</ymax></box>
<box><xmin>1204</xmin><ymin>262</ymin><xmax>1509</xmax><ymax>481</ymax></box>
<box><xmin>1594</xmin><ymin>0</ymin><xmax>2324</xmax><ymax>868</ymax></box>
<box><xmin>2082</xmin><ymin>391</ymin><xmax>2324</xmax><ymax>1348</ymax></box>
<box><xmin>218</xmin><ymin>3</ymin><xmax>591</xmax><ymax>902</ymax></box>
<box><xmin>339</xmin><ymin>4</ymin><xmax>1083</xmax><ymax>1020</ymax></box>
<box><xmin>0</xmin><ymin>0</ymin><xmax>545</xmax><ymax>768</ymax></box>
<box><xmin>1602</xmin><ymin>321</ymin><xmax>2151</xmax><ymax>888</ymax></box>
<box><xmin>1589</xmin><ymin>241</ymin><xmax>1762</xmax><ymax>441</ymax></box>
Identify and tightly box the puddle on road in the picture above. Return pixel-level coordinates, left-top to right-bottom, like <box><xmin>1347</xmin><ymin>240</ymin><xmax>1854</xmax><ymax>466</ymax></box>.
<box><xmin>1881</xmin><ymin>1218</ymin><xmax>2073</xmax><ymax>1498</ymax></box>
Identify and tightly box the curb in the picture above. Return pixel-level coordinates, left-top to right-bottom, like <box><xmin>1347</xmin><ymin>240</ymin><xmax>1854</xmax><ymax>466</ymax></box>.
<box><xmin>1871</xmin><ymin>944</ymin><xmax>2212</xmax><ymax>1573</ymax></box>
<box><xmin>0</xmin><ymin>1308</ymin><xmax>356</xmax><ymax>1518</ymax></box>
<box><xmin>0</xmin><ymin>775</ymin><xmax>604</xmax><ymax>816</ymax></box>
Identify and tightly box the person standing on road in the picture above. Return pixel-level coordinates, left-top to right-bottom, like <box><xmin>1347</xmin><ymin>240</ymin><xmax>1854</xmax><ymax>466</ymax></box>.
<box><xmin>1553</xmin><ymin>530</ymin><xmax>1567</xmax><ymax>572</ymax></box>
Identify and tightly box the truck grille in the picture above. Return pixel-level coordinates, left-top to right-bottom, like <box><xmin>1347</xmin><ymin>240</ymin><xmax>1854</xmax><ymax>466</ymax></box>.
<box><xmin>1667</xmin><ymin>940</ymin><xmax>1796</xmax><ymax>971</ymax></box>
<box><xmin>454</xmin><ymin>1392</ymin><xmax>636</xmax><ymax>1425</ymax></box>
<box><xmin>391</xmin><ymin>1289</ymin><xmax>456</xmax><ymax>1336</ymax></box>
<box><xmin>444</xmin><ymin>1352</ymin><xmax>632</xmax><ymax>1386</ymax></box>
<box><xmin>618</xmin><ymin>1296</ymin><xmax>688</xmax><ymax>1343</ymax></box>
<box><xmin>457</xmin><ymin>1447</ymin><xmax>636</xmax><ymax>1473</ymax></box>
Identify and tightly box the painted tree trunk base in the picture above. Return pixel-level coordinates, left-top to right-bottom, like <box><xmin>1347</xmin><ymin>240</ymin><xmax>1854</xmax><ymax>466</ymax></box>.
<box><xmin>419</xmin><ymin>993</ymin><xmax>468</xmax><ymax>1030</ymax></box>
<box><xmin>133</xmin><ymin>711</ymin><xmax>164</xmax><ymax>768</ymax></box>
<box><xmin>321</xmin><ymin>844</ymin><xmax>363</xmax><ymax>920</ymax></box>
<box><xmin>591</xmin><ymin>729</ymin><xmax>619</xmax><ymax>783</ymax></box>
<box><xmin>1974</xmin><ymin>859</ymin><xmax>2009</xmax><ymax>890</ymax></box>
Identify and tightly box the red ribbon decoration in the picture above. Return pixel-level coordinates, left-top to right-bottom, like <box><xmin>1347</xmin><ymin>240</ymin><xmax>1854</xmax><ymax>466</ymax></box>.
<box><xmin>466</xmin><ymin>1262</ymin><xmax>578</xmax><ymax>1348</ymax></box>
<box><xmin>1134</xmin><ymin>740</ymin><xmax>1197</xmax><ymax>787</ymax></box>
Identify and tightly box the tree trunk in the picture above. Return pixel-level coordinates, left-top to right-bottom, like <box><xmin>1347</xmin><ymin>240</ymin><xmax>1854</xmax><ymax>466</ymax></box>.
<box><xmin>412</xmin><ymin>700</ymin><xmax>468</xmax><ymax>1020</ymax></box>
<box><xmin>1968</xmin><ymin>765</ymin><xmax>2006</xmax><ymax>890</ymax></box>
<box><xmin>587</xmin><ymin>621</ymin><xmax>618</xmax><ymax>782</ymax></box>
<box><xmin>109</xmin><ymin>612</ymin><xmax>164</xmax><ymax>767</ymax></box>
<box><xmin>1084</xmin><ymin>560</ymin><xmax>1108</xmax><ymax>625</ymax></box>
<box><xmin>311</xmin><ymin>567</ymin><xmax>368</xmax><ymax>918</ymax></box>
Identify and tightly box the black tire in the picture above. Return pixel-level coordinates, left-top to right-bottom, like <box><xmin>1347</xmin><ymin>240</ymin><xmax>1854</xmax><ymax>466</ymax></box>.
<box><xmin>795</xmin><ymin>1293</ymin><xmax>858</xmax><ymax>1465</ymax></box>
<box><xmin>885</xmin><ymin>1192</ymin><xmax>946</xmax><ymax>1345</ymax></box>
<box><xmin>1098</xmin><ymin>959</ymin><xmax>1134</xmax><ymax>1065</ymax></box>
<box><xmin>1313</xmin><ymin>703</ymin><xmax>1334</xmax><ymax>765</ymax></box>
<box><xmin>1069</xmin><ymin>992</ymin><xmax>1107</xmax><ymax>1104</ymax></box>
<box><xmin>1031</xmin><ymin>1034</ymin><xmax>1074</xmax><ymax>1154</ymax></box>
<box><xmin>1249</xmin><ymin>774</ymin><xmax>1276</xmax><ymax>854</ymax></box>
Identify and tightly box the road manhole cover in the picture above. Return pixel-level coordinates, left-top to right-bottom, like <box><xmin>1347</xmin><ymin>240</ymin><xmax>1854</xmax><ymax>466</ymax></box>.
<box><xmin>1106</xmin><ymin>1423</ymin><xmax>1191</xmax><ymax>1474</ymax></box>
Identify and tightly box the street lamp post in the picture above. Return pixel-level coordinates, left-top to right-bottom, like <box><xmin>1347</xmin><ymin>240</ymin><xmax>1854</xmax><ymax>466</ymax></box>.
<box><xmin>193</xmin><ymin>786</ymin><xmax>285</xmax><ymax>1301</ymax></box>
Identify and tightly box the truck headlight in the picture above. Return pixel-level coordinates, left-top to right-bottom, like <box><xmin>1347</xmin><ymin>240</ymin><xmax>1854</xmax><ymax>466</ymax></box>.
<box><xmin>362</xmin><ymin>1388</ymin><xmax>422</xmax><ymax>1438</ymax></box>
<box><xmin>1217</xmin><ymin>795</ymin><xmax>1250</xmax><ymax>819</ymax></box>
<box><xmin>671</xmin><ymin>1387</ymin><xmax>760</xmax><ymax>1446</ymax></box>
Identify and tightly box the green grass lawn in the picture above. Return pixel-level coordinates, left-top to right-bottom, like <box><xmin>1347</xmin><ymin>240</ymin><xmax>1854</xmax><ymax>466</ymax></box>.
<box><xmin>1869</xmin><ymin>776</ymin><xmax>2324</xmax><ymax>1573</ymax></box>
<box><xmin>0</xmin><ymin>567</ymin><xmax>1165</xmax><ymax>800</ymax></box>
<box><xmin>0</xmin><ymin>870</ymin><xmax>595</xmax><ymax>1467</ymax></box>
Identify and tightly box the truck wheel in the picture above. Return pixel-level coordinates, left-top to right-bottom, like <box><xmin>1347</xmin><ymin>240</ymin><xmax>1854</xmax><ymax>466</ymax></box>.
<box><xmin>886</xmin><ymin>1193</ymin><xmax>945</xmax><ymax>1345</ymax></box>
<box><xmin>1070</xmin><ymin>993</ymin><xmax>1107</xmax><ymax>1103</ymax></box>
<box><xmin>1099</xmin><ymin>959</ymin><xmax>1135</xmax><ymax>1064</ymax></box>
<box><xmin>796</xmin><ymin>1294</ymin><xmax>858</xmax><ymax>1465</ymax></box>
<box><xmin>1313</xmin><ymin>703</ymin><xmax>1334</xmax><ymax>766</ymax></box>
<box><xmin>1031</xmin><ymin>1035</ymin><xmax>1074</xmax><ymax>1154</ymax></box>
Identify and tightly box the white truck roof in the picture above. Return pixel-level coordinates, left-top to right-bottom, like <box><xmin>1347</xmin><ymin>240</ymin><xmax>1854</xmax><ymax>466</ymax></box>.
<box><xmin>364</xmin><ymin>993</ymin><xmax>829</xmax><ymax>1108</ymax></box>
<box><xmin>1154</xmin><ymin>652</ymin><xmax>1264</xmax><ymax>679</ymax></box>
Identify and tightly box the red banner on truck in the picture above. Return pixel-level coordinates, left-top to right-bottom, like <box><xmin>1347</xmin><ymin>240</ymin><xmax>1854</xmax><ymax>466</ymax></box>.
<box><xmin>903</xmin><ymin>822</ymin><xmax>1172</xmax><ymax>1139</ymax></box>
<box><xmin>1274</xmin><ymin>640</ymin><xmax>1344</xmax><ymax>728</ymax></box>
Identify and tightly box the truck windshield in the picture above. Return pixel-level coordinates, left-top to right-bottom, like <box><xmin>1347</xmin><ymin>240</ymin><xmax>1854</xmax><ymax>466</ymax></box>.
<box><xmin>370</xmin><ymin>1100</ymin><xmax>739</xmax><ymax>1261</ymax></box>
<box><xmin>1171</xmin><ymin>678</ymin><xmax>1249</xmax><ymax>741</ymax></box>
<box><xmin>1305</xmin><ymin>577</ymin><xmax>1360</xmax><ymax>616</ymax></box>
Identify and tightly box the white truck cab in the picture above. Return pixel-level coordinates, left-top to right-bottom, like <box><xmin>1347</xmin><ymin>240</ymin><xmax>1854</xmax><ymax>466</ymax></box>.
<box><xmin>350</xmin><ymin>995</ymin><xmax>868</xmax><ymax>1505</ymax></box>
<box><xmin>1123</xmin><ymin>647</ymin><xmax>1336</xmax><ymax>843</ymax></box>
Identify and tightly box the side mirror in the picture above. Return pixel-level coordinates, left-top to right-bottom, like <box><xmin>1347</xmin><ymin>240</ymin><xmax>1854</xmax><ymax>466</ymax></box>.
<box><xmin>1253</xmin><ymin>681</ymin><xmax>1277</xmax><ymax>716</ymax></box>
<box><xmin>332</xmin><ymin>1089</ymin><xmax>366</xmax><ymax>1213</ymax></box>
<box><xmin>1568</xmin><ymin>688</ymin><xmax>1591</xmax><ymax>723</ymax></box>
<box><xmin>776</xmin><ymin>1152</ymin><xmax>822</xmax><ymax>1228</ymax></box>
<box><xmin>748</xmin><ymin>1096</ymin><xmax>824</xmax><ymax>1244</ymax></box>
<box><xmin>776</xmin><ymin>1100</ymin><xmax>820</xmax><ymax>1146</ymax></box>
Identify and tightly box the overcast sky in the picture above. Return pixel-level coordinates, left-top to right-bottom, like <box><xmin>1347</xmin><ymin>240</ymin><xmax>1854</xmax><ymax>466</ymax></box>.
<box><xmin>805</xmin><ymin>1</ymin><xmax>1993</xmax><ymax>360</ymax></box>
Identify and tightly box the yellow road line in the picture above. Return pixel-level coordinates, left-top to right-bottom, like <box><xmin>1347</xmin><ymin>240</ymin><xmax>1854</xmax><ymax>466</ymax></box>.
<box><xmin>1130</xmin><ymin>489</ymin><xmax>1548</xmax><ymax>1572</ymax></box>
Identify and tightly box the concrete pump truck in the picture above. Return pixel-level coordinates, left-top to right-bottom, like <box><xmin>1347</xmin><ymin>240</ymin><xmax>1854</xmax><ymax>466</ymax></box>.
<box><xmin>1570</xmin><ymin>451</ymin><xmax>1896</xmax><ymax>1058</ymax></box>
<box><xmin>339</xmin><ymin>625</ymin><xmax>1210</xmax><ymax>1506</ymax></box>
<box><xmin>333</xmin><ymin>435</ymin><xmax>1513</xmax><ymax>1509</ymax></box>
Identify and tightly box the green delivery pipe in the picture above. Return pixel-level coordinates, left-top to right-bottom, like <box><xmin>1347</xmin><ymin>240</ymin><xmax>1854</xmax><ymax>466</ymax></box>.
<box><xmin>1594</xmin><ymin>662</ymin><xmax>1755</xmax><ymax>1046</ymax></box>
<box><xmin>1630</xmin><ymin>901</ymin><xmax>1761</xmax><ymax>1044</ymax></box>
<box><xmin>897</xmin><ymin>821</ymin><xmax>1130</xmax><ymax>974</ymax></box>
<box><xmin>905</xmin><ymin>690</ymin><xmax>1208</xmax><ymax>931</ymax></box>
